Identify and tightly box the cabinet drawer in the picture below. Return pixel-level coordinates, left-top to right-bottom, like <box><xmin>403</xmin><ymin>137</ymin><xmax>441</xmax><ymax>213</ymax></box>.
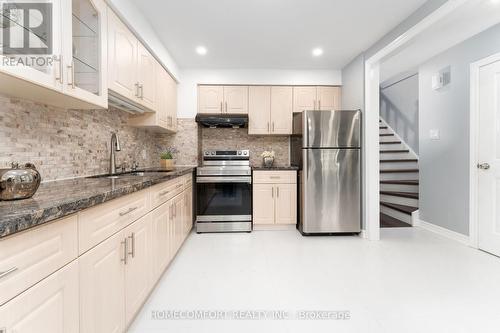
<box><xmin>0</xmin><ymin>215</ymin><xmax>78</xmax><ymax>305</ymax></box>
<box><xmin>183</xmin><ymin>174</ymin><xmax>193</xmax><ymax>189</ymax></box>
<box><xmin>78</xmin><ymin>190</ymin><xmax>150</xmax><ymax>254</ymax></box>
<box><xmin>150</xmin><ymin>178</ymin><xmax>184</xmax><ymax>209</ymax></box>
<box><xmin>253</xmin><ymin>171</ymin><xmax>297</xmax><ymax>184</ymax></box>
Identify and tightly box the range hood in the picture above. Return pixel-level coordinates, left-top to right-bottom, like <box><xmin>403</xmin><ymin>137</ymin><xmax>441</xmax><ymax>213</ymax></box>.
<box><xmin>195</xmin><ymin>114</ymin><xmax>248</xmax><ymax>128</ymax></box>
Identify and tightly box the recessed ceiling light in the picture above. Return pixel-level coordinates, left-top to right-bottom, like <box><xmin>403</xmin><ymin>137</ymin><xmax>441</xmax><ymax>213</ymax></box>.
<box><xmin>312</xmin><ymin>48</ymin><xmax>323</xmax><ymax>57</ymax></box>
<box><xmin>196</xmin><ymin>46</ymin><xmax>207</xmax><ymax>55</ymax></box>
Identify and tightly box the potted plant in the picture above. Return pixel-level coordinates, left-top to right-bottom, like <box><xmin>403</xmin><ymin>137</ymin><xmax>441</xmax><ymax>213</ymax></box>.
<box><xmin>261</xmin><ymin>150</ymin><xmax>275</xmax><ymax>167</ymax></box>
<box><xmin>160</xmin><ymin>147</ymin><xmax>178</xmax><ymax>169</ymax></box>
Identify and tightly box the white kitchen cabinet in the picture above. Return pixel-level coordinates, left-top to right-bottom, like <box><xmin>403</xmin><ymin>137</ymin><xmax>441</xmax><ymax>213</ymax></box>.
<box><xmin>253</xmin><ymin>171</ymin><xmax>297</xmax><ymax>226</ymax></box>
<box><xmin>137</xmin><ymin>42</ymin><xmax>158</xmax><ymax>110</ymax></box>
<box><xmin>107</xmin><ymin>9</ymin><xmax>139</xmax><ymax>104</ymax></box>
<box><xmin>274</xmin><ymin>184</ymin><xmax>297</xmax><ymax>225</ymax></box>
<box><xmin>0</xmin><ymin>261</ymin><xmax>79</xmax><ymax>333</ymax></box>
<box><xmin>293</xmin><ymin>86</ymin><xmax>317</xmax><ymax>113</ymax></box>
<box><xmin>317</xmin><ymin>86</ymin><xmax>341</xmax><ymax>110</ymax></box>
<box><xmin>248</xmin><ymin>86</ymin><xmax>272</xmax><ymax>135</ymax></box>
<box><xmin>293</xmin><ymin>86</ymin><xmax>342</xmax><ymax>112</ymax></box>
<box><xmin>253</xmin><ymin>184</ymin><xmax>276</xmax><ymax>225</ymax></box>
<box><xmin>198</xmin><ymin>85</ymin><xmax>248</xmax><ymax>114</ymax></box>
<box><xmin>198</xmin><ymin>86</ymin><xmax>224</xmax><ymax>114</ymax></box>
<box><xmin>184</xmin><ymin>186</ymin><xmax>193</xmax><ymax>235</ymax></box>
<box><xmin>0</xmin><ymin>0</ymin><xmax>108</xmax><ymax>109</ymax></box>
<box><xmin>270</xmin><ymin>86</ymin><xmax>293</xmax><ymax>134</ymax></box>
<box><xmin>249</xmin><ymin>86</ymin><xmax>292</xmax><ymax>135</ymax></box>
<box><xmin>79</xmin><ymin>230</ymin><xmax>126</xmax><ymax>333</ymax></box>
<box><xmin>124</xmin><ymin>214</ymin><xmax>153</xmax><ymax>325</ymax></box>
<box><xmin>173</xmin><ymin>193</ymin><xmax>185</xmax><ymax>254</ymax></box>
<box><xmin>151</xmin><ymin>201</ymin><xmax>172</xmax><ymax>277</ymax></box>
<box><xmin>62</xmin><ymin>0</ymin><xmax>108</xmax><ymax>108</ymax></box>
<box><xmin>224</xmin><ymin>86</ymin><xmax>249</xmax><ymax>114</ymax></box>
<box><xmin>128</xmin><ymin>64</ymin><xmax>178</xmax><ymax>132</ymax></box>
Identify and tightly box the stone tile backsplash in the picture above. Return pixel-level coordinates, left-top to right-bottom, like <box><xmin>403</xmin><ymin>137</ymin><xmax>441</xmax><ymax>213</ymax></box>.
<box><xmin>0</xmin><ymin>95</ymin><xmax>290</xmax><ymax>181</ymax></box>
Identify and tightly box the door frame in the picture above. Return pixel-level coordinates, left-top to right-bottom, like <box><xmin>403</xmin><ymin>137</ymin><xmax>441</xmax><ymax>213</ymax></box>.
<box><xmin>469</xmin><ymin>52</ymin><xmax>500</xmax><ymax>249</ymax></box>
<box><xmin>363</xmin><ymin>0</ymin><xmax>467</xmax><ymax>241</ymax></box>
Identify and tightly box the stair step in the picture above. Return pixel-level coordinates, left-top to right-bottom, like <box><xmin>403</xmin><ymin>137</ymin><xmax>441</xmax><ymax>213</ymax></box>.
<box><xmin>380</xmin><ymin>202</ymin><xmax>418</xmax><ymax>215</ymax></box>
<box><xmin>381</xmin><ymin>180</ymin><xmax>419</xmax><ymax>185</ymax></box>
<box><xmin>380</xmin><ymin>141</ymin><xmax>402</xmax><ymax>145</ymax></box>
<box><xmin>380</xmin><ymin>159</ymin><xmax>418</xmax><ymax>163</ymax></box>
<box><xmin>379</xmin><ymin>133</ymin><xmax>394</xmax><ymax>137</ymax></box>
<box><xmin>380</xmin><ymin>169</ymin><xmax>419</xmax><ymax>173</ymax></box>
<box><xmin>380</xmin><ymin>150</ymin><xmax>409</xmax><ymax>153</ymax></box>
<box><xmin>380</xmin><ymin>213</ymin><xmax>412</xmax><ymax>228</ymax></box>
<box><xmin>380</xmin><ymin>126</ymin><xmax>388</xmax><ymax>129</ymax></box>
<box><xmin>380</xmin><ymin>191</ymin><xmax>419</xmax><ymax>199</ymax></box>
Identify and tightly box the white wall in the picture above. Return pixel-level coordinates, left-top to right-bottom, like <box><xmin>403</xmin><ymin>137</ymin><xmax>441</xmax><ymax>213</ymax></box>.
<box><xmin>341</xmin><ymin>54</ymin><xmax>365</xmax><ymax>110</ymax></box>
<box><xmin>106</xmin><ymin>0</ymin><xmax>180</xmax><ymax>80</ymax></box>
<box><xmin>380</xmin><ymin>72</ymin><xmax>419</xmax><ymax>154</ymax></box>
<box><xmin>418</xmin><ymin>23</ymin><xmax>500</xmax><ymax>235</ymax></box>
<box><xmin>178</xmin><ymin>69</ymin><xmax>342</xmax><ymax>118</ymax></box>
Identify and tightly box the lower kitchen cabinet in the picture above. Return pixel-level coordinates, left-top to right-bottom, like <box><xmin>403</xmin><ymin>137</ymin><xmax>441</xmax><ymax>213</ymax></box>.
<box><xmin>79</xmin><ymin>230</ymin><xmax>126</xmax><ymax>333</ymax></box>
<box><xmin>253</xmin><ymin>171</ymin><xmax>297</xmax><ymax>226</ymax></box>
<box><xmin>124</xmin><ymin>215</ymin><xmax>153</xmax><ymax>324</ymax></box>
<box><xmin>151</xmin><ymin>201</ymin><xmax>173</xmax><ymax>276</ymax></box>
<box><xmin>0</xmin><ymin>261</ymin><xmax>79</xmax><ymax>333</ymax></box>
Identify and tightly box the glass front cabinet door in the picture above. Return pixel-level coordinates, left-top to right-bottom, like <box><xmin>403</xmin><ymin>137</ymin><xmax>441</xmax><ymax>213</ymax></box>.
<box><xmin>62</xmin><ymin>0</ymin><xmax>108</xmax><ymax>108</ymax></box>
<box><xmin>0</xmin><ymin>0</ymin><xmax>64</xmax><ymax>91</ymax></box>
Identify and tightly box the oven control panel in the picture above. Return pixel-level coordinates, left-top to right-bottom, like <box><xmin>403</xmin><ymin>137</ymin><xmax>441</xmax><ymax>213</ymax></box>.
<box><xmin>203</xmin><ymin>150</ymin><xmax>249</xmax><ymax>160</ymax></box>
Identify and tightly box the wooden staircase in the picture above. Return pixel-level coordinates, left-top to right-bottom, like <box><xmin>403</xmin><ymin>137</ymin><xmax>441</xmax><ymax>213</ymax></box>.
<box><xmin>379</xmin><ymin>119</ymin><xmax>418</xmax><ymax>227</ymax></box>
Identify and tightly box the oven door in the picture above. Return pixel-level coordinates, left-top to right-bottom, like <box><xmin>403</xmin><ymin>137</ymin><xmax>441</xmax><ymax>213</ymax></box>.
<box><xmin>196</xmin><ymin>176</ymin><xmax>252</xmax><ymax>222</ymax></box>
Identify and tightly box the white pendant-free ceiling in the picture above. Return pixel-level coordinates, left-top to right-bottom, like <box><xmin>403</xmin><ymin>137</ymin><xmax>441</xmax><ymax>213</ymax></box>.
<box><xmin>131</xmin><ymin>0</ymin><xmax>428</xmax><ymax>69</ymax></box>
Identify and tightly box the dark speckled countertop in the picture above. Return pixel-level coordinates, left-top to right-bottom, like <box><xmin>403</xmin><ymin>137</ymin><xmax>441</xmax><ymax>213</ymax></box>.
<box><xmin>0</xmin><ymin>167</ymin><xmax>195</xmax><ymax>239</ymax></box>
<box><xmin>252</xmin><ymin>166</ymin><xmax>299</xmax><ymax>171</ymax></box>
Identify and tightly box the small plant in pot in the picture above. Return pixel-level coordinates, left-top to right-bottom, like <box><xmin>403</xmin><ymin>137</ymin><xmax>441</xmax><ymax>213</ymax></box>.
<box><xmin>160</xmin><ymin>147</ymin><xmax>178</xmax><ymax>169</ymax></box>
<box><xmin>261</xmin><ymin>150</ymin><xmax>275</xmax><ymax>168</ymax></box>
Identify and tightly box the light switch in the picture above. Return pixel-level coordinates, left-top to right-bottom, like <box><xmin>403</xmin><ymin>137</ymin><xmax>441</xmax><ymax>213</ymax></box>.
<box><xmin>429</xmin><ymin>129</ymin><xmax>440</xmax><ymax>140</ymax></box>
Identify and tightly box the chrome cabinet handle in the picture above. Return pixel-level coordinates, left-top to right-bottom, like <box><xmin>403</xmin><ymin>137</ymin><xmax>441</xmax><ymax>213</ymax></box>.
<box><xmin>121</xmin><ymin>239</ymin><xmax>128</xmax><ymax>264</ymax></box>
<box><xmin>269</xmin><ymin>176</ymin><xmax>281</xmax><ymax>179</ymax></box>
<box><xmin>176</xmin><ymin>184</ymin><xmax>183</xmax><ymax>189</ymax></box>
<box><xmin>477</xmin><ymin>163</ymin><xmax>490</xmax><ymax>170</ymax></box>
<box><xmin>267</xmin><ymin>122</ymin><xmax>270</xmax><ymax>133</ymax></box>
<box><xmin>139</xmin><ymin>84</ymin><xmax>144</xmax><ymax>99</ymax></box>
<box><xmin>135</xmin><ymin>83</ymin><xmax>140</xmax><ymax>97</ymax></box>
<box><xmin>0</xmin><ymin>267</ymin><xmax>17</xmax><ymax>280</ymax></box>
<box><xmin>272</xmin><ymin>122</ymin><xmax>275</xmax><ymax>132</ymax></box>
<box><xmin>272</xmin><ymin>187</ymin><xmax>274</xmax><ymax>198</ymax></box>
<box><xmin>318</xmin><ymin>100</ymin><xmax>321</xmax><ymax>110</ymax></box>
<box><xmin>119</xmin><ymin>206</ymin><xmax>138</xmax><ymax>216</ymax></box>
<box><xmin>277</xmin><ymin>186</ymin><xmax>280</xmax><ymax>198</ymax></box>
<box><xmin>220</xmin><ymin>101</ymin><xmax>223</xmax><ymax>113</ymax></box>
<box><xmin>67</xmin><ymin>61</ymin><xmax>75</xmax><ymax>89</ymax></box>
<box><xmin>54</xmin><ymin>55</ymin><xmax>63</xmax><ymax>84</ymax></box>
<box><xmin>225</xmin><ymin>101</ymin><xmax>228</xmax><ymax>113</ymax></box>
<box><xmin>159</xmin><ymin>190</ymin><xmax>170</xmax><ymax>197</ymax></box>
<box><xmin>128</xmin><ymin>232</ymin><xmax>135</xmax><ymax>258</ymax></box>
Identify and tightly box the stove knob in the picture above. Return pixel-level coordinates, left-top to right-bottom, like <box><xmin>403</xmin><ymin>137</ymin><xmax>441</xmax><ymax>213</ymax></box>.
<box><xmin>243</xmin><ymin>151</ymin><xmax>248</xmax><ymax>155</ymax></box>
<box><xmin>211</xmin><ymin>151</ymin><xmax>215</xmax><ymax>155</ymax></box>
<box><xmin>238</xmin><ymin>151</ymin><xmax>242</xmax><ymax>155</ymax></box>
<box><xmin>204</xmin><ymin>151</ymin><xmax>209</xmax><ymax>156</ymax></box>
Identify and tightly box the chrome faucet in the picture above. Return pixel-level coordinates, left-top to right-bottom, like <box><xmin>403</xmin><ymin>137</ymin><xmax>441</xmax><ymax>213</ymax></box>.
<box><xmin>109</xmin><ymin>133</ymin><xmax>121</xmax><ymax>174</ymax></box>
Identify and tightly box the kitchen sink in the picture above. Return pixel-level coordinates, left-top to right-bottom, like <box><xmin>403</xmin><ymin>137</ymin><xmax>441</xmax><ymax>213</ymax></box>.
<box><xmin>86</xmin><ymin>170</ymin><xmax>175</xmax><ymax>179</ymax></box>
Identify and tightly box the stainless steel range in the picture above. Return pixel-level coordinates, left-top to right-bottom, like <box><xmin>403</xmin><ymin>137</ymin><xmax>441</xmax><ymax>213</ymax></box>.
<box><xmin>196</xmin><ymin>150</ymin><xmax>252</xmax><ymax>233</ymax></box>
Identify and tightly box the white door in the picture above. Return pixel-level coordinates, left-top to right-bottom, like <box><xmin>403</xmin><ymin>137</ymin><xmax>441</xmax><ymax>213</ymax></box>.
<box><xmin>275</xmin><ymin>184</ymin><xmax>297</xmax><ymax>225</ymax></box>
<box><xmin>478</xmin><ymin>59</ymin><xmax>500</xmax><ymax>257</ymax></box>
<box><xmin>137</xmin><ymin>42</ymin><xmax>157</xmax><ymax>111</ymax></box>
<box><xmin>253</xmin><ymin>184</ymin><xmax>275</xmax><ymax>225</ymax></box>
<box><xmin>270</xmin><ymin>86</ymin><xmax>293</xmax><ymax>134</ymax></box>
<box><xmin>198</xmin><ymin>86</ymin><xmax>224</xmax><ymax>114</ymax></box>
<box><xmin>293</xmin><ymin>86</ymin><xmax>317</xmax><ymax>112</ymax></box>
<box><xmin>223</xmin><ymin>86</ymin><xmax>248</xmax><ymax>114</ymax></box>
<box><xmin>317</xmin><ymin>86</ymin><xmax>341</xmax><ymax>110</ymax></box>
<box><xmin>248</xmin><ymin>86</ymin><xmax>271</xmax><ymax>135</ymax></box>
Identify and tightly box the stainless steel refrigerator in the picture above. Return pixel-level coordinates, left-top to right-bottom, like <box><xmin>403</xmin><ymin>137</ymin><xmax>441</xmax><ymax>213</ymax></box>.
<box><xmin>291</xmin><ymin>110</ymin><xmax>361</xmax><ymax>235</ymax></box>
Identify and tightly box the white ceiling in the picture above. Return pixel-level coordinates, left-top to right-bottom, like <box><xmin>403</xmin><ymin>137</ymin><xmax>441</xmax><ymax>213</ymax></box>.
<box><xmin>131</xmin><ymin>0</ymin><xmax>428</xmax><ymax>70</ymax></box>
<box><xmin>380</xmin><ymin>0</ymin><xmax>500</xmax><ymax>82</ymax></box>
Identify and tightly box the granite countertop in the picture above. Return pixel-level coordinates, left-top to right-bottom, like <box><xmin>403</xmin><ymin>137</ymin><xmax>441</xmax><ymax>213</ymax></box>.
<box><xmin>0</xmin><ymin>167</ymin><xmax>195</xmax><ymax>239</ymax></box>
<box><xmin>252</xmin><ymin>166</ymin><xmax>299</xmax><ymax>171</ymax></box>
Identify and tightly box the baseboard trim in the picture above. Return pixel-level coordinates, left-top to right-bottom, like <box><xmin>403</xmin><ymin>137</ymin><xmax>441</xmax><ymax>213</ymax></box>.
<box><xmin>414</xmin><ymin>218</ymin><xmax>470</xmax><ymax>245</ymax></box>
<box><xmin>253</xmin><ymin>224</ymin><xmax>296</xmax><ymax>231</ymax></box>
<box><xmin>360</xmin><ymin>229</ymin><xmax>368</xmax><ymax>239</ymax></box>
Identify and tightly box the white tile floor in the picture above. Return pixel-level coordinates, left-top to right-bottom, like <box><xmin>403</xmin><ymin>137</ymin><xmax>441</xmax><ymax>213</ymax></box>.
<box><xmin>129</xmin><ymin>228</ymin><xmax>500</xmax><ymax>333</ymax></box>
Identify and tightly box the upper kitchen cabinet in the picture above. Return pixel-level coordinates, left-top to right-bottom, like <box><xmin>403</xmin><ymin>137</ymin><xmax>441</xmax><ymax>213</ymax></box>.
<box><xmin>198</xmin><ymin>86</ymin><xmax>224</xmax><ymax>114</ymax></box>
<box><xmin>317</xmin><ymin>86</ymin><xmax>341</xmax><ymax>110</ymax></box>
<box><xmin>128</xmin><ymin>67</ymin><xmax>178</xmax><ymax>133</ymax></box>
<box><xmin>0</xmin><ymin>0</ymin><xmax>108</xmax><ymax>109</ymax></box>
<box><xmin>62</xmin><ymin>0</ymin><xmax>108</xmax><ymax>108</ymax></box>
<box><xmin>198</xmin><ymin>85</ymin><xmax>248</xmax><ymax>114</ymax></box>
<box><xmin>293</xmin><ymin>86</ymin><xmax>342</xmax><ymax>113</ymax></box>
<box><xmin>108</xmin><ymin>10</ymin><xmax>159</xmax><ymax>112</ymax></box>
<box><xmin>107</xmin><ymin>9</ymin><xmax>138</xmax><ymax>104</ymax></box>
<box><xmin>248</xmin><ymin>86</ymin><xmax>292</xmax><ymax>135</ymax></box>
